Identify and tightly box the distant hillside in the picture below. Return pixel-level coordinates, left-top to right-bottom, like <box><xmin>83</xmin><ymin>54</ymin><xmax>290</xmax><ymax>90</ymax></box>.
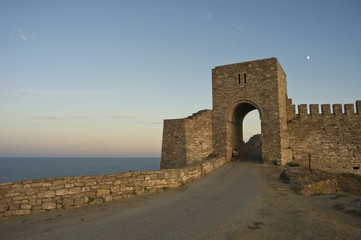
<box><xmin>243</xmin><ymin>134</ymin><xmax>261</xmax><ymax>154</ymax></box>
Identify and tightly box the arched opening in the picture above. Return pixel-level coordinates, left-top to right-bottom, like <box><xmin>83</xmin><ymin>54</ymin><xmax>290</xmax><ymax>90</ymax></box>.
<box><xmin>227</xmin><ymin>101</ymin><xmax>262</xmax><ymax>162</ymax></box>
<box><xmin>243</xmin><ymin>110</ymin><xmax>261</xmax><ymax>143</ymax></box>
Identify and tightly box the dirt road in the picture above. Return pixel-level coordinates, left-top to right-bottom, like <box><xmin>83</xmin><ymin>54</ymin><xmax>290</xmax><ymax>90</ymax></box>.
<box><xmin>1</xmin><ymin>152</ymin><xmax>360</xmax><ymax>240</ymax></box>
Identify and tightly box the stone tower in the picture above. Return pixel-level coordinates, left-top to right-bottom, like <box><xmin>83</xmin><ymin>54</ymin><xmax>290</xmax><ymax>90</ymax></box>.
<box><xmin>211</xmin><ymin>57</ymin><xmax>290</xmax><ymax>164</ymax></box>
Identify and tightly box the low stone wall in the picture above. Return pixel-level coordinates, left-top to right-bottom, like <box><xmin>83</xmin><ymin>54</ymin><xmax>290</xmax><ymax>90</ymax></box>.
<box><xmin>0</xmin><ymin>157</ymin><xmax>227</xmax><ymax>217</ymax></box>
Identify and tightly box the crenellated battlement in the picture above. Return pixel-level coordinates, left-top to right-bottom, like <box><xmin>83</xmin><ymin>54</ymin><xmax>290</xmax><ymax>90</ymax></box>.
<box><xmin>287</xmin><ymin>100</ymin><xmax>361</xmax><ymax>120</ymax></box>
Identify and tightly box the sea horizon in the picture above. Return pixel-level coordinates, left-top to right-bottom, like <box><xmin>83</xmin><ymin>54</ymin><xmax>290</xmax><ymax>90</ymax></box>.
<box><xmin>0</xmin><ymin>157</ymin><xmax>161</xmax><ymax>183</ymax></box>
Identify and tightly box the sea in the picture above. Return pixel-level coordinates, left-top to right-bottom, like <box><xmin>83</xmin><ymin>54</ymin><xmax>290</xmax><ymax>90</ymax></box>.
<box><xmin>0</xmin><ymin>157</ymin><xmax>161</xmax><ymax>183</ymax></box>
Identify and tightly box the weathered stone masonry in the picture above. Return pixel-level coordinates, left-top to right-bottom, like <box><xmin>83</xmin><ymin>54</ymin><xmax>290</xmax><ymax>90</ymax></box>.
<box><xmin>287</xmin><ymin>100</ymin><xmax>361</xmax><ymax>174</ymax></box>
<box><xmin>161</xmin><ymin>58</ymin><xmax>361</xmax><ymax>175</ymax></box>
<box><xmin>0</xmin><ymin>157</ymin><xmax>227</xmax><ymax>218</ymax></box>
<box><xmin>161</xmin><ymin>110</ymin><xmax>213</xmax><ymax>169</ymax></box>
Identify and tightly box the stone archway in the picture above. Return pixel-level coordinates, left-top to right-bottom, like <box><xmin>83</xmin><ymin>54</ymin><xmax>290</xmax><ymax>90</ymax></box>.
<box><xmin>227</xmin><ymin>100</ymin><xmax>262</xmax><ymax>161</ymax></box>
<box><xmin>211</xmin><ymin>58</ymin><xmax>289</xmax><ymax>165</ymax></box>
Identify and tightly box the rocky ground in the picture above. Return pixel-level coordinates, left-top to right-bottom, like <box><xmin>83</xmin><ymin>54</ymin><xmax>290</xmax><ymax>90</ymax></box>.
<box><xmin>206</xmin><ymin>164</ymin><xmax>361</xmax><ymax>239</ymax></box>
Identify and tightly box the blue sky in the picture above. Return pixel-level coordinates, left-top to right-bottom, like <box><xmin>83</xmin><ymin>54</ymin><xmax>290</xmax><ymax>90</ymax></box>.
<box><xmin>1</xmin><ymin>0</ymin><xmax>360</xmax><ymax>157</ymax></box>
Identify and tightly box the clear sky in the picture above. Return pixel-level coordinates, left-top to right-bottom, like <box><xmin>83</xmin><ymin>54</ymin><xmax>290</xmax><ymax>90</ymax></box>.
<box><xmin>1</xmin><ymin>0</ymin><xmax>360</xmax><ymax>157</ymax></box>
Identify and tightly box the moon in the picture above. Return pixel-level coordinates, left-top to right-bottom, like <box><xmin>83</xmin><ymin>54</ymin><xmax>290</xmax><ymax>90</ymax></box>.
<box><xmin>307</xmin><ymin>56</ymin><xmax>310</xmax><ymax>60</ymax></box>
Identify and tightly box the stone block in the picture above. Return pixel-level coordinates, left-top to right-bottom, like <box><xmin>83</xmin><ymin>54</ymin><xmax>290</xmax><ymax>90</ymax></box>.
<box><xmin>65</xmin><ymin>183</ymin><xmax>74</xmax><ymax>188</ymax></box>
<box><xmin>68</xmin><ymin>187</ymin><xmax>82</xmax><ymax>194</ymax></box>
<box><xmin>62</xmin><ymin>198</ymin><xmax>74</xmax><ymax>208</ymax></box>
<box><xmin>20</xmin><ymin>204</ymin><xmax>32</xmax><ymax>210</ymax></box>
<box><xmin>74</xmin><ymin>198</ymin><xmax>85</xmax><ymax>206</ymax></box>
<box><xmin>0</xmin><ymin>203</ymin><xmax>8</xmax><ymax>212</ymax></box>
<box><xmin>42</xmin><ymin>202</ymin><xmax>56</xmax><ymax>210</ymax></box>
<box><xmin>13</xmin><ymin>196</ymin><xmax>26</xmax><ymax>201</ymax></box>
<box><xmin>4</xmin><ymin>192</ymin><xmax>20</xmax><ymax>198</ymax></box>
<box><xmin>310</xmin><ymin>104</ymin><xmax>319</xmax><ymax>116</ymax></box>
<box><xmin>42</xmin><ymin>198</ymin><xmax>55</xmax><ymax>203</ymax></box>
<box><xmin>97</xmin><ymin>189</ymin><xmax>110</xmax><ymax>196</ymax></box>
<box><xmin>9</xmin><ymin>204</ymin><xmax>19</xmax><ymax>210</ymax></box>
<box><xmin>333</xmin><ymin>104</ymin><xmax>343</xmax><ymax>115</ymax></box>
<box><xmin>53</xmin><ymin>180</ymin><xmax>67</xmax><ymax>185</ymax></box>
<box><xmin>113</xmin><ymin>180</ymin><xmax>122</xmax><ymax>185</ymax></box>
<box><xmin>55</xmin><ymin>189</ymin><xmax>69</xmax><ymax>196</ymax></box>
<box><xmin>344</xmin><ymin>104</ymin><xmax>355</xmax><ymax>116</ymax></box>
<box><xmin>31</xmin><ymin>205</ymin><xmax>42</xmax><ymax>211</ymax></box>
<box><xmin>110</xmin><ymin>186</ymin><xmax>120</xmax><ymax>194</ymax></box>
<box><xmin>74</xmin><ymin>182</ymin><xmax>84</xmax><ymax>187</ymax></box>
<box><xmin>81</xmin><ymin>186</ymin><xmax>92</xmax><ymax>193</ymax></box>
<box><xmin>39</xmin><ymin>191</ymin><xmax>55</xmax><ymax>198</ymax></box>
<box><xmin>26</xmin><ymin>188</ymin><xmax>36</xmax><ymax>195</ymax></box>
<box><xmin>103</xmin><ymin>195</ymin><xmax>113</xmax><ymax>202</ymax></box>
<box><xmin>48</xmin><ymin>185</ymin><xmax>64</xmax><ymax>190</ymax></box>
<box><xmin>29</xmin><ymin>199</ymin><xmax>42</xmax><ymax>206</ymax></box>
<box><xmin>30</xmin><ymin>183</ymin><xmax>43</xmax><ymax>188</ymax></box>
<box><xmin>41</xmin><ymin>182</ymin><xmax>53</xmax><ymax>187</ymax></box>
<box><xmin>321</xmin><ymin>104</ymin><xmax>331</xmax><ymax>115</ymax></box>
<box><xmin>0</xmin><ymin>189</ymin><xmax>10</xmax><ymax>197</ymax></box>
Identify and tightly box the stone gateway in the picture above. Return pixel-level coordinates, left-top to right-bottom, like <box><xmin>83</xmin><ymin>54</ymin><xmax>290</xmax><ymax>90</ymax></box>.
<box><xmin>161</xmin><ymin>58</ymin><xmax>361</xmax><ymax>175</ymax></box>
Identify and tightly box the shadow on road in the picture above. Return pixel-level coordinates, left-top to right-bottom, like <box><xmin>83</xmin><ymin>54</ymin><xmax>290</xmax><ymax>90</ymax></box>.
<box><xmin>240</xmin><ymin>148</ymin><xmax>262</xmax><ymax>163</ymax></box>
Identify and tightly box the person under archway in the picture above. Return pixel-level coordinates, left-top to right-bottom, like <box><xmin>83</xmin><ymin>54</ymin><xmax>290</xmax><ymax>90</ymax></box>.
<box><xmin>232</xmin><ymin>148</ymin><xmax>240</xmax><ymax>161</ymax></box>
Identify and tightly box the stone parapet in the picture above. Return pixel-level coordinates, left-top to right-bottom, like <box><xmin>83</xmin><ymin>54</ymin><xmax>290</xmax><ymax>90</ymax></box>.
<box><xmin>288</xmin><ymin>101</ymin><xmax>361</xmax><ymax>119</ymax></box>
<box><xmin>0</xmin><ymin>157</ymin><xmax>228</xmax><ymax>218</ymax></box>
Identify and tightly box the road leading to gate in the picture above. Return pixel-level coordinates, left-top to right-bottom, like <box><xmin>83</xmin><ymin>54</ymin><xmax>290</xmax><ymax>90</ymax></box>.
<box><xmin>0</xmin><ymin>151</ymin><xmax>265</xmax><ymax>240</ymax></box>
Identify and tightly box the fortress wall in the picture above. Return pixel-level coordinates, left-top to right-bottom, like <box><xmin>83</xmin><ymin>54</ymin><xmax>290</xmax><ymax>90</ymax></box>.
<box><xmin>287</xmin><ymin>101</ymin><xmax>361</xmax><ymax>174</ymax></box>
<box><xmin>0</xmin><ymin>156</ymin><xmax>228</xmax><ymax>218</ymax></box>
<box><xmin>161</xmin><ymin>119</ymin><xmax>187</xmax><ymax>169</ymax></box>
<box><xmin>184</xmin><ymin>110</ymin><xmax>213</xmax><ymax>165</ymax></box>
<box><xmin>161</xmin><ymin>110</ymin><xmax>213</xmax><ymax>169</ymax></box>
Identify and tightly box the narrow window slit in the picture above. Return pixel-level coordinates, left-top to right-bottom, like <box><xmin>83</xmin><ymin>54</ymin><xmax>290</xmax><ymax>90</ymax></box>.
<box><xmin>244</xmin><ymin>73</ymin><xmax>247</xmax><ymax>84</ymax></box>
<box><xmin>238</xmin><ymin>74</ymin><xmax>241</xmax><ymax>85</ymax></box>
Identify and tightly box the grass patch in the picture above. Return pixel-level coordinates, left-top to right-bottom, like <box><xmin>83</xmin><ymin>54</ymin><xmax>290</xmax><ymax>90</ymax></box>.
<box><xmin>144</xmin><ymin>187</ymin><xmax>149</xmax><ymax>191</ymax></box>
<box><xmin>341</xmin><ymin>173</ymin><xmax>361</xmax><ymax>181</ymax></box>
<box><xmin>162</xmin><ymin>187</ymin><xmax>167</xmax><ymax>191</ymax></box>
<box><xmin>290</xmin><ymin>184</ymin><xmax>303</xmax><ymax>193</ymax></box>
<box><xmin>87</xmin><ymin>197</ymin><xmax>95</xmax><ymax>203</ymax></box>
<box><xmin>132</xmin><ymin>190</ymin><xmax>137</xmax><ymax>195</ymax></box>
<box><xmin>287</xmin><ymin>162</ymin><xmax>300</xmax><ymax>167</ymax></box>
